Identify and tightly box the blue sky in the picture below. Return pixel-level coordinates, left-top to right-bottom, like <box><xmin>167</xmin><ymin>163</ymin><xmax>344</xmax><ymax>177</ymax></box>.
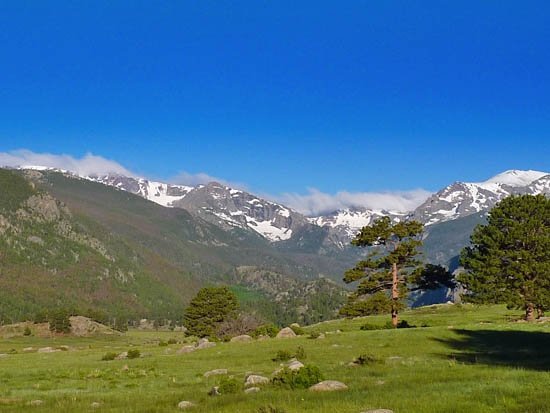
<box><xmin>1</xmin><ymin>2</ymin><xmax>549</xmax><ymax>203</ymax></box>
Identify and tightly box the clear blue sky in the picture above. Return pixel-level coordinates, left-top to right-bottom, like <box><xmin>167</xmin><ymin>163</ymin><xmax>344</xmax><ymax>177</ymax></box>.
<box><xmin>1</xmin><ymin>1</ymin><xmax>549</xmax><ymax>194</ymax></box>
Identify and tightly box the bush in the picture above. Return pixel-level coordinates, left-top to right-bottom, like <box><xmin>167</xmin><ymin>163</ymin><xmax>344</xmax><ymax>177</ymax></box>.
<box><xmin>49</xmin><ymin>308</ymin><xmax>72</xmax><ymax>333</ymax></box>
<box><xmin>101</xmin><ymin>352</ymin><xmax>117</xmax><ymax>361</ymax></box>
<box><xmin>307</xmin><ymin>332</ymin><xmax>320</xmax><ymax>339</ymax></box>
<box><xmin>360</xmin><ymin>323</ymin><xmax>392</xmax><ymax>331</ymax></box>
<box><xmin>295</xmin><ymin>345</ymin><xmax>306</xmax><ymax>360</ymax></box>
<box><xmin>167</xmin><ymin>338</ymin><xmax>178</xmax><ymax>344</ymax></box>
<box><xmin>127</xmin><ymin>349</ymin><xmax>141</xmax><ymax>359</ymax></box>
<box><xmin>158</xmin><ymin>340</ymin><xmax>168</xmax><ymax>347</ymax></box>
<box><xmin>23</xmin><ymin>326</ymin><xmax>32</xmax><ymax>336</ymax></box>
<box><xmin>257</xmin><ymin>406</ymin><xmax>288</xmax><ymax>413</ymax></box>
<box><xmin>289</xmin><ymin>325</ymin><xmax>305</xmax><ymax>336</ymax></box>
<box><xmin>353</xmin><ymin>353</ymin><xmax>379</xmax><ymax>365</ymax></box>
<box><xmin>272</xmin><ymin>365</ymin><xmax>324</xmax><ymax>389</ymax></box>
<box><xmin>252</xmin><ymin>324</ymin><xmax>280</xmax><ymax>338</ymax></box>
<box><xmin>218</xmin><ymin>376</ymin><xmax>240</xmax><ymax>394</ymax></box>
<box><xmin>272</xmin><ymin>349</ymin><xmax>293</xmax><ymax>362</ymax></box>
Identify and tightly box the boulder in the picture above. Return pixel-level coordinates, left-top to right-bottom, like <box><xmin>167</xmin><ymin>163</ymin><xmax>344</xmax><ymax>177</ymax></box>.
<box><xmin>177</xmin><ymin>400</ymin><xmax>195</xmax><ymax>409</ymax></box>
<box><xmin>196</xmin><ymin>341</ymin><xmax>216</xmax><ymax>350</ymax></box>
<box><xmin>244</xmin><ymin>387</ymin><xmax>261</xmax><ymax>394</ymax></box>
<box><xmin>208</xmin><ymin>386</ymin><xmax>221</xmax><ymax>397</ymax></box>
<box><xmin>28</xmin><ymin>400</ymin><xmax>44</xmax><ymax>406</ymax></box>
<box><xmin>37</xmin><ymin>347</ymin><xmax>59</xmax><ymax>353</ymax></box>
<box><xmin>177</xmin><ymin>345</ymin><xmax>195</xmax><ymax>354</ymax></box>
<box><xmin>245</xmin><ymin>374</ymin><xmax>269</xmax><ymax>387</ymax></box>
<box><xmin>360</xmin><ymin>410</ymin><xmax>394</xmax><ymax>413</ymax></box>
<box><xmin>90</xmin><ymin>402</ymin><xmax>101</xmax><ymax>409</ymax></box>
<box><xmin>115</xmin><ymin>351</ymin><xmax>128</xmax><ymax>360</ymax></box>
<box><xmin>276</xmin><ymin>327</ymin><xmax>296</xmax><ymax>339</ymax></box>
<box><xmin>230</xmin><ymin>334</ymin><xmax>253</xmax><ymax>343</ymax></box>
<box><xmin>309</xmin><ymin>380</ymin><xmax>348</xmax><ymax>392</ymax></box>
<box><xmin>287</xmin><ymin>360</ymin><xmax>304</xmax><ymax>371</ymax></box>
<box><xmin>203</xmin><ymin>369</ymin><xmax>228</xmax><ymax>378</ymax></box>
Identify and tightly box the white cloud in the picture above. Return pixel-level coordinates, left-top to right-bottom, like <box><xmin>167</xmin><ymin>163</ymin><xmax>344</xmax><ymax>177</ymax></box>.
<box><xmin>0</xmin><ymin>149</ymin><xmax>135</xmax><ymax>177</ymax></box>
<box><xmin>276</xmin><ymin>187</ymin><xmax>432</xmax><ymax>216</ymax></box>
<box><xmin>170</xmin><ymin>171</ymin><xmax>247</xmax><ymax>190</ymax></box>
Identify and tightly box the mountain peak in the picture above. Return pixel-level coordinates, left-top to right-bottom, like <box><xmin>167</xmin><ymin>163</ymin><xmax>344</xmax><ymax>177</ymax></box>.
<box><xmin>482</xmin><ymin>169</ymin><xmax>548</xmax><ymax>187</ymax></box>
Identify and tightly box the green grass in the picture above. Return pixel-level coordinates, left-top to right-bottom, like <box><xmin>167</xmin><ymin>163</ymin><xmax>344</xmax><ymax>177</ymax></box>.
<box><xmin>0</xmin><ymin>304</ymin><xmax>549</xmax><ymax>412</ymax></box>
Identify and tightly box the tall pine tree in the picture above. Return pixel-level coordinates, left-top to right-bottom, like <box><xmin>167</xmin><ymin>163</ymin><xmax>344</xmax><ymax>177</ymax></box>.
<box><xmin>343</xmin><ymin>217</ymin><xmax>452</xmax><ymax>326</ymax></box>
<box><xmin>459</xmin><ymin>194</ymin><xmax>550</xmax><ymax>320</ymax></box>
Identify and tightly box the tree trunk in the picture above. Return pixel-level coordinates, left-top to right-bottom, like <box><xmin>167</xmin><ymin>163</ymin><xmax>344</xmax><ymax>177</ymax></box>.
<box><xmin>525</xmin><ymin>303</ymin><xmax>535</xmax><ymax>321</ymax></box>
<box><xmin>391</xmin><ymin>262</ymin><xmax>399</xmax><ymax>327</ymax></box>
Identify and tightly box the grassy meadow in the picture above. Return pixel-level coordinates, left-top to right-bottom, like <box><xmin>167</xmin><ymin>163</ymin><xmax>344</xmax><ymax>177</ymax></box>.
<box><xmin>0</xmin><ymin>304</ymin><xmax>549</xmax><ymax>413</ymax></box>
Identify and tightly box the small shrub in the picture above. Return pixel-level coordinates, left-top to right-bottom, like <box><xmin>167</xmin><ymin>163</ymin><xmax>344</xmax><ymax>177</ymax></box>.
<box><xmin>307</xmin><ymin>332</ymin><xmax>320</xmax><ymax>339</ymax></box>
<box><xmin>289</xmin><ymin>325</ymin><xmax>305</xmax><ymax>336</ymax></box>
<box><xmin>272</xmin><ymin>365</ymin><xmax>324</xmax><ymax>389</ymax></box>
<box><xmin>360</xmin><ymin>323</ymin><xmax>392</xmax><ymax>331</ymax></box>
<box><xmin>127</xmin><ymin>349</ymin><xmax>141</xmax><ymax>359</ymax></box>
<box><xmin>295</xmin><ymin>345</ymin><xmax>306</xmax><ymax>360</ymax></box>
<box><xmin>252</xmin><ymin>324</ymin><xmax>280</xmax><ymax>338</ymax></box>
<box><xmin>23</xmin><ymin>326</ymin><xmax>32</xmax><ymax>336</ymax></box>
<box><xmin>167</xmin><ymin>338</ymin><xmax>178</xmax><ymax>344</ymax></box>
<box><xmin>257</xmin><ymin>406</ymin><xmax>288</xmax><ymax>413</ymax></box>
<box><xmin>218</xmin><ymin>376</ymin><xmax>240</xmax><ymax>394</ymax></box>
<box><xmin>397</xmin><ymin>320</ymin><xmax>414</xmax><ymax>328</ymax></box>
<box><xmin>272</xmin><ymin>349</ymin><xmax>293</xmax><ymax>362</ymax></box>
<box><xmin>7</xmin><ymin>349</ymin><xmax>17</xmax><ymax>354</ymax></box>
<box><xmin>101</xmin><ymin>352</ymin><xmax>117</xmax><ymax>361</ymax></box>
<box><xmin>353</xmin><ymin>353</ymin><xmax>379</xmax><ymax>365</ymax></box>
<box><xmin>158</xmin><ymin>340</ymin><xmax>168</xmax><ymax>347</ymax></box>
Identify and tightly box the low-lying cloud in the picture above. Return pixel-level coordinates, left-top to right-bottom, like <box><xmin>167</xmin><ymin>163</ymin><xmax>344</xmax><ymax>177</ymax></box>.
<box><xmin>0</xmin><ymin>149</ymin><xmax>135</xmax><ymax>177</ymax></box>
<box><xmin>276</xmin><ymin>188</ymin><xmax>432</xmax><ymax>216</ymax></box>
<box><xmin>0</xmin><ymin>149</ymin><xmax>431</xmax><ymax>214</ymax></box>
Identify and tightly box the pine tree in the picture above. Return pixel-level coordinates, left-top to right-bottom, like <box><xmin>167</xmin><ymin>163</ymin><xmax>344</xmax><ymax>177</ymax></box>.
<box><xmin>459</xmin><ymin>194</ymin><xmax>550</xmax><ymax>320</ymax></box>
<box><xmin>344</xmin><ymin>217</ymin><xmax>452</xmax><ymax>326</ymax></box>
<box><xmin>183</xmin><ymin>286</ymin><xmax>239</xmax><ymax>337</ymax></box>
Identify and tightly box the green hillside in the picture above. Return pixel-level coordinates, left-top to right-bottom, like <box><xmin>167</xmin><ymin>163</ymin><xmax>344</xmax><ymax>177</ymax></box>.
<box><xmin>0</xmin><ymin>169</ymin><xmax>347</xmax><ymax>324</ymax></box>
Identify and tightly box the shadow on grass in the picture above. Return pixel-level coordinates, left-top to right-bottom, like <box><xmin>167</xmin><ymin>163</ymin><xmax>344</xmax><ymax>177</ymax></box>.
<box><xmin>435</xmin><ymin>329</ymin><xmax>550</xmax><ymax>371</ymax></box>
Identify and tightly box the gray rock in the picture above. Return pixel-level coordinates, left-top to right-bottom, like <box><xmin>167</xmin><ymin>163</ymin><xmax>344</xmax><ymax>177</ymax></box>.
<box><xmin>360</xmin><ymin>410</ymin><xmax>394</xmax><ymax>413</ymax></box>
<box><xmin>203</xmin><ymin>369</ymin><xmax>228</xmax><ymax>378</ymax></box>
<box><xmin>309</xmin><ymin>380</ymin><xmax>348</xmax><ymax>392</ymax></box>
<box><xmin>244</xmin><ymin>386</ymin><xmax>261</xmax><ymax>394</ymax></box>
<box><xmin>245</xmin><ymin>374</ymin><xmax>269</xmax><ymax>387</ymax></box>
<box><xmin>177</xmin><ymin>345</ymin><xmax>195</xmax><ymax>354</ymax></box>
<box><xmin>276</xmin><ymin>327</ymin><xmax>296</xmax><ymax>339</ymax></box>
<box><xmin>28</xmin><ymin>400</ymin><xmax>44</xmax><ymax>406</ymax></box>
<box><xmin>37</xmin><ymin>347</ymin><xmax>60</xmax><ymax>353</ymax></box>
<box><xmin>115</xmin><ymin>351</ymin><xmax>128</xmax><ymax>360</ymax></box>
<box><xmin>208</xmin><ymin>386</ymin><xmax>221</xmax><ymax>396</ymax></box>
<box><xmin>177</xmin><ymin>400</ymin><xmax>195</xmax><ymax>409</ymax></box>
<box><xmin>287</xmin><ymin>360</ymin><xmax>304</xmax><ymax>371</ymax></box>
<box><xmin>196</xmin><ymin>341</ymin><xmax>216</xmax><ymax>350</ymax></box>
<box><xmin>90</xmin><ymin>402</ymin><xmax>101</xmax><ymax>408</ymax></box>
<box><xmin>230</xmin><ymin>334</ymin><xmax>253</xmax><ymax>342</ymax></box>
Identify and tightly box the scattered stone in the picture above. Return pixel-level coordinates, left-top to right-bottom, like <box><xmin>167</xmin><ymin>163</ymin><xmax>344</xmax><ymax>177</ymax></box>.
<box><xmin>0</xmin><ymin>354</ymin><xmax>7</xmax><ymax>358</ymax></box>
<box><xmin>360</xmin><ymin>410</ymin><xmax>394</xmax><ymax>413</ymax></box>
<box><xmin>28</xmin><ymin>400</ymin><xmax>44</xmax><ymax>406</ymax></box>
<box><xmin>290</xmin><ymin>323</ymin><xmax>301</xmax><ymax>329</ymax></box>
<box><xmin>203</xmin><ymin>369</ymin><xmax>228</xmax><ymax>378</ymax></box>
<box><xmin>230</xmin><ymin>334</ymin><xmax>253</xmax><ymax>342</ymax></box>
<box><xmin>37</xmin><ymin>347</ymin><xmax>59</xmax><ymax>353</ymax></box>
<box><xmin>121</xmin><ymin>364</ymin><xmax>129</xmax><ymax>371</ymax></box>
<box><xmin>22</xmin><ymin>347</ymin><xmax>35</xmax><ymax>352</ymax></box>
<box><xmin>244</xmin><ymin>386</ymin><xmax>261</xmax><ymax>394</ymax></box>
<box><xmin>57</xmin><ymin>345</ymin><xmax>70</xmax><ymax>351</ymax></box>
<box><xmin>177</xmin><ymin>345</ymin><xmax>196</xmax><ymax>354</ymax></box>
<box><xmin>245</xmin><ymin>374</ymin><xmax>269</xmax><ymax>387</ymax></box>
<box><xmin>177</xmin><ymin>400</ymin><xmax>195</xmax><ymax>409</ymax></box>
<box><xmin>287</xmin><ymin>360</ymin><xmax>304</xmax><ymax>371</ymax></box>
<box><xmin>196</xmin><ymin>338</ymin><xmax>216</xmax><ymax>349</ymax></box>
<box><xmin>115</xmin><ymin>351</ymin><xmax>128</xmax><ymax>360</ymax></box>
<box><xmin>317</xmin><ymin>333</ymin><xmax>326</xmax><ymax>339</ymax></box>
<box><xmin>309</xmin><ymin>380</ymin><xmax>348</xmax><ymax>392</ymax></box>
<box><xmin>90</xmin><ymin>402</ymin><xmax>101</xmax><ymax>408</ymax></box>
<box><xmin>208</xmin><ymin>386</ymin><xmax>221</xmax><ymax>396</ymax></box>
<box><xmin>376</xmin><ymin>380</ymin><xmax>385</xmax><ymax>386</ymax></box>
<box><xmin>275</xmin><ymin>327</ymin><xmax>296</xmax><ymax>339</ymax></box>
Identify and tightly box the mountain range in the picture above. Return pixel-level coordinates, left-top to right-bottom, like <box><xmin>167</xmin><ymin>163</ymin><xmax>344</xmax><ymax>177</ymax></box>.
<box><xmin>1</xmin><ymin>166</ymin><xmax>548</xmax><ymax>325</ymax></box>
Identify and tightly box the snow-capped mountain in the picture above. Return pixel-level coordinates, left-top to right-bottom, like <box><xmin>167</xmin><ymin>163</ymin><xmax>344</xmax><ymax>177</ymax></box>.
<box><xmin>14</xmin><ymin>167</ymin><xmax>550</xmax><ymax>246</ymax></box>
<box><xmin>413</xmin><ymin>170</ymin><xmax>550</xmax><ymax>225</ymax></box>
<box><xmin>87</xmin><ymin>174</ymin><xmax>307</xmax><ymax>242</ymax></box>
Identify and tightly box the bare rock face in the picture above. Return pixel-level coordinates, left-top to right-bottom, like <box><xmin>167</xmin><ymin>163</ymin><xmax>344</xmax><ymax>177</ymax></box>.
<box><xmin>276</xmin><ymin>327</ymin><xmax>296</xmax><ymax>339</ymax></box>
<box><xmin>309</xmin><ymin>380</ymin><xmax>348</xmax><ymax>392</ymax></box>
